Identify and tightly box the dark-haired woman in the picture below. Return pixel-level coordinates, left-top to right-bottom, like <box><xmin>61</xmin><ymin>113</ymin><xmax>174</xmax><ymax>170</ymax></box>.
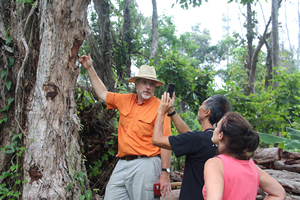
<box><xmin>202</xmin><ymin>112</ymin><xmax>285</xmax><ymax>200</ymax></box>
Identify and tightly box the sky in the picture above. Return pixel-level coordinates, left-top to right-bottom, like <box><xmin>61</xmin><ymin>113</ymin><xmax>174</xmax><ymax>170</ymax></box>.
<box><xmin>135</xmin><ymin>0</ymin><xmax>298</xmax><ymax>48</ymax></box>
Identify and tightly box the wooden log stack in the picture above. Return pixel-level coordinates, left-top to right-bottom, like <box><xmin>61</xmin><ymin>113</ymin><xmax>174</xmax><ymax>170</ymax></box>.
<box><xmin>253</xmin><ymin>148</ymin><xmax>300</xmax><ymax>199</ymax></box>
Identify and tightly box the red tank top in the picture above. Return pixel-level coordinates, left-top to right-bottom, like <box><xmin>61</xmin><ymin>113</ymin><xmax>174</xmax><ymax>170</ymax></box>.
<box><xmin>203</xmin><ymin>154</ymin><xmax>259</xmax><ymax>200</ymax></box>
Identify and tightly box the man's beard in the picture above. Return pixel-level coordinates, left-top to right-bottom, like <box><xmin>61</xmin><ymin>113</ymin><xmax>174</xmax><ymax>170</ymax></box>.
<box><xmin>141</xmin><ymin>92</ymin><xmax>151</xmax><ymax>100</ymax></box>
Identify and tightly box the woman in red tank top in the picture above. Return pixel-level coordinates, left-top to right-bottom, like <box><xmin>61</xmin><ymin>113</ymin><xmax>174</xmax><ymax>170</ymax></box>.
<box><xmin>202</xmin><ymin>112</ymin><xmax>286</xmax><ymax>200</ymax></box>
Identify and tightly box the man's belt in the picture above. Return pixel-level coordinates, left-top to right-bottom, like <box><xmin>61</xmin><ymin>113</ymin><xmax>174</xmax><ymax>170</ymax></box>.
<box><xmin>120</xmin><ymin>155</ymin><xmax>159</xmax><ymax>161</ymax></box>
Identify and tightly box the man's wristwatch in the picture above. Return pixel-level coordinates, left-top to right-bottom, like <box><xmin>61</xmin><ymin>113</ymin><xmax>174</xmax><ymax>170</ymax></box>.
<box><xmin>162</xmin><ymin>168</ymin><xmax>171</xmax><ymax>173</ymax></box>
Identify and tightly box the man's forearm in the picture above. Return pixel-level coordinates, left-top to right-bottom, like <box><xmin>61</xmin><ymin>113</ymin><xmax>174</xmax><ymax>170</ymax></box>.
<box><xmin>168</xmin><ymin>108</ymin><xmax>191</xmax><ymax>134</ymax></box>
<box><xmin>153</xmin><ymin>114</ymin><xmax>172</xmax><ymax>150</ymax></box>
<box><xmin>160</xmin><ymin>148</ymin><xmax>171</xmax><ymax>169</ymax></box>
<box><xmin>86</xmin><ymin>66</ymin><xmax>108</xmax><ymax>102</ymax></box>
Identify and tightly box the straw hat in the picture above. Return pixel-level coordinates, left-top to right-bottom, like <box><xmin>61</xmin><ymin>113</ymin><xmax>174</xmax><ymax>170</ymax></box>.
<box><xmin>128</xmin><ymin>65</ymin><xmax>164</xmax><ymax>87</ymax></box>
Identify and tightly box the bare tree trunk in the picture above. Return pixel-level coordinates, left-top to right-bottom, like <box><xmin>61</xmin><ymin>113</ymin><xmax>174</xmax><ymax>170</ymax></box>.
<box><xmin>87</xmin><ymin>0</ymin><xmax>116</xmax><ymax>92</ymax></box>
<box><xmin>118</xmin><ymin>0</ymin><xmax>134</xmax><ymax>87</ymax></box>
<box><xmin>247</xmin><ymin>3</ymin><xmax>272</xmax><ymax>95</ymax></box>
<box><xmin>8</xmin><ymin>0</ymin><xmax>91</xmax><ymax>198</ymax></box>
<box><xmin>272</xmin><ymin>0</ymin><xmax>281</xmax><ymax>90</ymax></box>
<box><xmin>246</xmin><ymin>2</ymin><xmax>255</xmax><ymax>95</ymax></box>
<box><xmin>265</xmin><ymin>40</ymin><xmax>273</xmax><ymax>90</ymax></box>
<box><xmin>150</xmin><ymin>0</ymin><xmax>158</xmax><ymax>61</ymax></box>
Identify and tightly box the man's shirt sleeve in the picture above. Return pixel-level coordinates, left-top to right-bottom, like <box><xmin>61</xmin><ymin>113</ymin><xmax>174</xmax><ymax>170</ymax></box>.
<box><xmin>169</xmin><ymin>131</ymin><xmax>203</xmax><ymax>157</ymax></box>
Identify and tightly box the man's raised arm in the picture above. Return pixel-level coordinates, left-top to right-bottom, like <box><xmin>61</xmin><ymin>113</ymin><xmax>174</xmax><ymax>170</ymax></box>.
<box><xmin>79</xmin><ymin>53</ymin><xmax>108</xmax><ymax>102</ymax></box>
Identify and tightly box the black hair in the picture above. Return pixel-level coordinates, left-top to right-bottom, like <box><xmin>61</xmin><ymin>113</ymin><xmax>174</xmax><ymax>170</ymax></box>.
<box><xmin>219</xmin><ymin>112</ymin><xmax>260</xmax><ymax>160</ymax></box>
<box><xmin>205</xmin><ymin>95</ymin><xmax>232</xmax><ymax>125</ymax></box>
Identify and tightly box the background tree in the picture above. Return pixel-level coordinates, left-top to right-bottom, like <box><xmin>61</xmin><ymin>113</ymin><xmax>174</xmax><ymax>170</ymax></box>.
<box><xmin>150</xmin><ymin>0</ymin><xmax>158</xmax><ymax>61</ymax></box>
<box><xmin>0</xmin><ymin>0</ymin><xmax>91</xmax><ymax>199</ymax></box>
<box><xmin>272</xmin><ymin>0</ymin><xmax>281</xmax><ymax>90</ymax></box>
<box><xmin>86</xmin><ymin>0</ymin><xmax>116</xmax><ymax>92</ymax></box>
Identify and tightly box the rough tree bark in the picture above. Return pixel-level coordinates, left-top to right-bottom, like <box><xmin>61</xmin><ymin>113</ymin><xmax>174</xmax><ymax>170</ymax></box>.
<box><xmin>1</xmin><ymin>0</ymin><xmax>91</xmax><ymax>199</ymax></box>
<box><xmin>246</xmin><ymin>2</ymin><xmax>255</xmax><ymax>95</ymax></box>
<box><xmin>86</xmin><ymin>0</ymin><xmax>116</xmax><ymax>92</ymax></box>
<box><xmin>150</xmin><ymin>0</ymin><xmax>158</xmax><ymax>61</ymax></box>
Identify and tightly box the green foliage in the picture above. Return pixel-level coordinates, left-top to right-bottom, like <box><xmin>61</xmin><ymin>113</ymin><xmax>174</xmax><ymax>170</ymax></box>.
<box><xmin>179</xmin><ymin>26</ymin><xmax>221</xmax><ymax>65</ymax></box>
<box><xmin>228</xmin><ymin>0</ymin><xmax>261</xmax><ymax>6</ymax></box>
<box><xmin>179</xmin><ymin>111</ymin><xmax>201</xmax><ymax>131</ymax></box>
<box><xmin>216</xmin><ymin>67</ymin><xmax>300</xmax><ymax>151</ymax></box>
<box><xmin>1</xmin><ymin>26</ymin><xmax>15</xmax><ymax>125</ymax></box>
<box><xmin>221</xmin><ymin>44</ymin><xmax>266</xmax><ymax>94</ymax></box>
<box><xmin>75</xmin><ymin>87</ymin><xmax>97</xmax><ymax>113</ymax></box>
<box><xmin>8</xmin><ymin>57</ymin><xmax>14</xmax><ymax>68</ymax></box>
<box><xmin>5</xmin><ymin>27</ymin><xmax>12</xmax><ymax>46</ymax></box>
<box><xmin>155</xmin><ymin>51</ymin><xmax>213</xmax><ymax>113</ymax></box>
<box><xmin>1</xmin><ymin>70</ymin><xmax>7</xmax><ymax>79</ymax></box>
<box><xmin>173</xmin><ymin>0</ymin><xmax>208</xmax><ymax>9</ymax></box>
<box><xmin>0</xmin><ymin>132</ymin><xmax>25</xmax><ymax>200</ymax></box>
<box><xmin>66</xmin><ymin>171</ymin><xmax>92</xmax><ymax>200</ymax></box>
<box><xmin>5</xmin><ymin>81</ymin><xmax>12</xmax><ymax>91</ymax></box>
<box><xmin>0</xmin><ymin>117</ymin><xmax>7</xmax><ymax>124</ymax></box>
<box><xmin>258</xmin><ymin>128</ymin><xmax>300</xmax><ymax>152</ymax></box>
<box><xmin>0</xmin><ymin>98</ymin><xmax>15</xmax><ymax>113</ymax></box>
<box><xmin>16</xmin><ymin>0</ymin><xmax>34</xmax><ymax>4</ymax></box>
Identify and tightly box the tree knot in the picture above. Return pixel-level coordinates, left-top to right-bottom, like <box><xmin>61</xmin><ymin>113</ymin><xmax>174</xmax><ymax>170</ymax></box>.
<box><xmin>43</xmin><ymin>82</ymin><xmax>59</xmax><ymax>100</ymax></box>
<box><xmin>29</xmin><ymin>163</ymin><xmax>43</xmax><ymax>184</ymax></box>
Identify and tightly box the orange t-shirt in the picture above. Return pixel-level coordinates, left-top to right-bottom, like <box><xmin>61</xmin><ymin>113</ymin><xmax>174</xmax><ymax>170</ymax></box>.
<box><xmin>106</xmin><ymin>92</ymin><xmax>171</xmax><ymax>157</ymax></box>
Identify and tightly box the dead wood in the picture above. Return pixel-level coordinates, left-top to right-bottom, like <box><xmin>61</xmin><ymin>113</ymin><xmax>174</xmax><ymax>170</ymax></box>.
<box><xmin>272</xmin><ymin>160</ymin><xmax>300</xmax><ymax>173</ymax></box>
<box><xmin>282</xmin><ymin>151</ymin><xmax>300</xmax><ymax>160</ymax></box>
<box><xmin>170</xmin><ymin>170</ymin><xmax>183</xmax><ymax>182</ymax></box>
<box><xmin>253</xmin><ymin>147</ymin><xmax>282</xmax><ymax>164</ymax></box>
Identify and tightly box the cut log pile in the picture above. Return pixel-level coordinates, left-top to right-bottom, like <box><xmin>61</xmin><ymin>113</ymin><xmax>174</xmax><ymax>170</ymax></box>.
<box><xmin>253</xmin><ymin>148</ymin><xmax>300</xmax><ymax>200</ymax></box>
<box><xmin>168</xmin><ymin>148</ymin><xmax>300</xmax><ymax>200</ymax></box>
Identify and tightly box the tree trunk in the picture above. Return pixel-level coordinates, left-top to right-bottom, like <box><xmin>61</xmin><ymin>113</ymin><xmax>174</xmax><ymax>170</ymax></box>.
<box><xmin>272</xmin><ymin>0</ymin><xmax>281</xmax><ymax>90</ymax></box>
<box><xmin>247</xmin><ymin>3</ymin><xmax>271</xmax><ymax>95</ymax></box>
<box><xmin>87</xmin><ymin>0</ymin><xmax>116</xmax><ymax>92</ymax></box>
<box><xmin>150</xmin><ymin>0</ymin><xmax>158</xmax><ymax>61</ymax></box>
<box><xmin>246</xmin><ymin>2</ymin><xmax>255</xmax><ymax>95</ymax></box>
<box><xmin>118</xmin><ymin>0</ymin><xmax>134</xmax><ymax>87</ymax></box>
<box><xmin>265</xmin><ymin>39</ymin><xmax>273</xmax><ymax>90</ymax></box>
<box><xmin>0</xmin><ymin>0</ymin><xmax>91</xmax><ymax>198</ymax></box>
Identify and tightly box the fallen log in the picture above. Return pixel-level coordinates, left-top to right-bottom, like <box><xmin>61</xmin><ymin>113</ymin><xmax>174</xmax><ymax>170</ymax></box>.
<box><xmin>170</xmin><ymin>170</ymin><xmax>183</xmax><ymax>182</ymax></box>
<box><xmin>282</xmin><ymin>151</ymin><xmax>300</xmax><ymax>160</ymax></box>
<box><xmin>284</xmin><ymin>159</ymin><xmax>300</xmax><ymax>165</ymax></box>
<box><xmin>253</xmin><ymin>148</ymin><xmax>282</xmax><ymax>164</ymax></box>
<box><xmin>272</xmin><ymin>160</ymin><xmax>300</xmax><ymax>173</ymax></box>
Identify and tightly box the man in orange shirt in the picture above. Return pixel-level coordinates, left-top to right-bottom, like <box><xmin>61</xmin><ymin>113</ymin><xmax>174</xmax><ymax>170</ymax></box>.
<box><xmin>79</xmin><ymin>54</ymin><xmax>172</xmax><ymax>199</ymax></box>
